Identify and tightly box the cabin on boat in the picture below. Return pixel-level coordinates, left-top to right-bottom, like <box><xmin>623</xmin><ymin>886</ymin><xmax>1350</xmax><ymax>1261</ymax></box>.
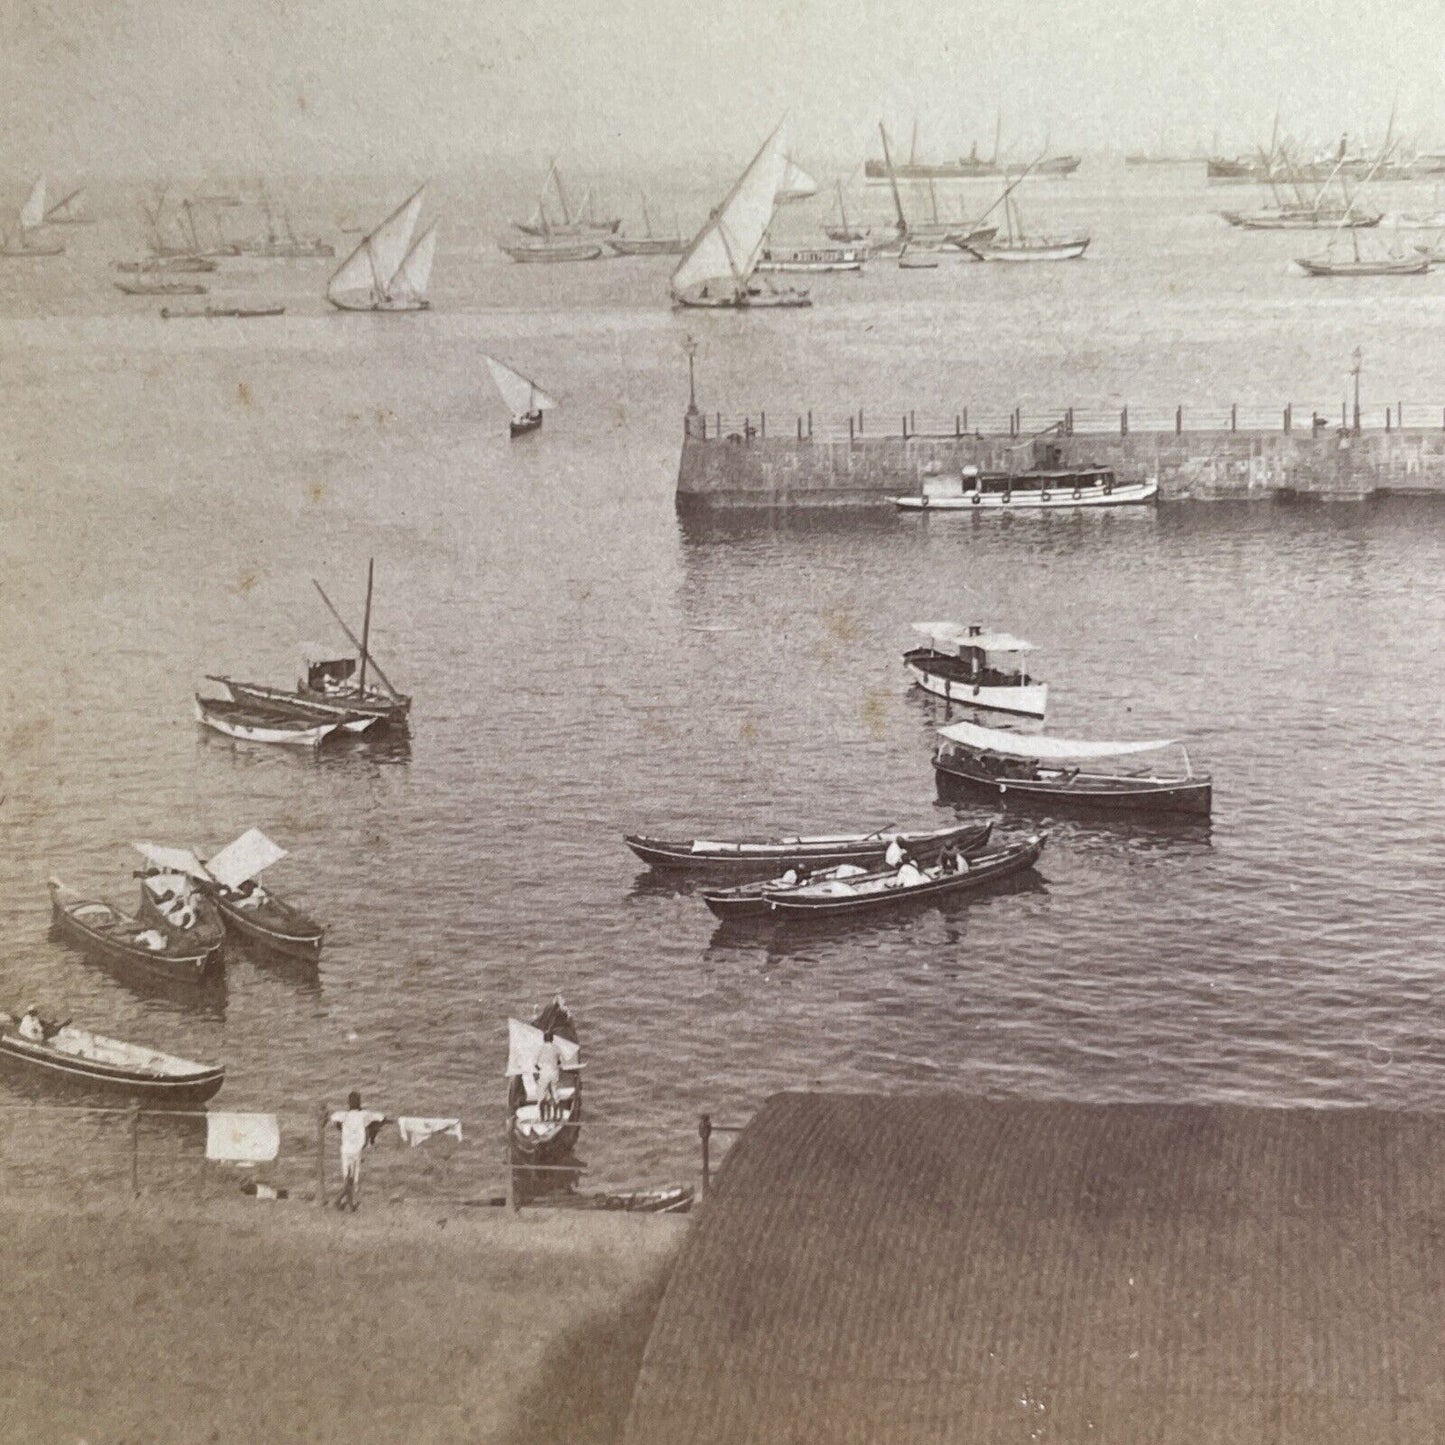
<box><xmin>623</xmin><ymin>1092</ymin><xmax>1445</xmax><ymax>1444</ymax></box>
<box><xmin>903</xmin><ymin>622</ymin><xmax>1047</xmax><ymax>717</ymax></box>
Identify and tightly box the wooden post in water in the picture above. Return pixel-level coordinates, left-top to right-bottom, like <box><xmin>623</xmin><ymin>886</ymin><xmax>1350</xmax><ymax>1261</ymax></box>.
<box><xmin>859</xmin><ymin>408</ymin><xmax>864</xmax><ymax>434</ymax></box>
<box><xmin>715</xmin><ymin>411</ymin><xmax>721</xmax><ymax>438</ymax></box>
<box><xmin>699</xmin><ymin>1113</ymin><xmax>713</xmax><ymax>1198</ymax></box>
<box><xmin>962</xmin><ymin>407</ymin><xmax>968</xmax><ymax>433</ymax></box>
<box><xmin>901</xmin><ymin>413</ymin><xmax>908</xmax><ymax>439</ymax></box>
<box><xmin>1121</xmin><ymin>406</ymin><xmax>1128</xmax><ymax>437</ymax></box>
<box><xmin>910</xmin><ymin>410</ymin><xmax>916</xmax><ymax>436</ymax></box>
<box><xmin>1066</xmin><ymin>407</ymin><xmax>1073</xmax><ymax>436</ymax></box>
<box><xmin>130</xmin><ymin>1106</ymin><xmax>141</xmax><ymax>1199</ymax></box>
<box><xmin>797</xmin><ymin>415</ymin><xmax>802</xmax><ymax>440</ymax></box>
<box><xmin>1398</xmin><ymin>402</ymin><xmax>1403</xmax><ymax>429</ymax></box>
<box><xmin>1176</xmin><ymin>405</ymin><xmax>1182</xmax><ymax>435</ymax></box>
<box><xmin>1344</xmin><ymin>402</ymin><xmax>1349</xmax><ymax>430</ymax></box>
<box><xmin>1385</xmin><ymin>408</ymin><xmax>1391</xmax><ymax>433</ymax></box>
<box><xmin>955</xmin><ymin>414</ymin><xmax>960</xmax><ymax>437</ymax></box>
<box><xmin>316</xmin><ymin>1105</ymin><xmax>328</xmax><ymax>1207</ymax></box>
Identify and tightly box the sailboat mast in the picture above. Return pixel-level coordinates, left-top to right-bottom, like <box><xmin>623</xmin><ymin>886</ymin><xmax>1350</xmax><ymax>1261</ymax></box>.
<box><xmin>879</xmin><ymin>122</ymin><xmax>908</xmax><ymax>235</ymax></box>
<box><xmin>358</xmin><ymin>559</ymin><xmax>374</xmax><ymax>697</ymax></box>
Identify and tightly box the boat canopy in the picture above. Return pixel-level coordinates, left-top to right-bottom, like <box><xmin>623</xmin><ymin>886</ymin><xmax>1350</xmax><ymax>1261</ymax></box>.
<box><xmin>207</xmin><ymin>828</ymin><xmax>287</xmax><ymax>890</ymax></box>
<box><xmin>132</xmin><ymin>841</ymin><xmax>209</xmax><ymax>880</ymax></box>
<box><xmin>911</xmin><ymin>622</ymin><xmax>1035</xmax><ymax>654</ymax></box>
<box><xmin>937</xmin><ymin>719</ymin><xmax>1178</xmax><ymax>760</ymax></box>
<box><xmin>505</xmin><ymin>1017</ymin><xmax>582</xmax><ymax>1078</ymax></box>
<box><xmin>485</xmin><ymin>355</ymin><xmax>559</xmax><ymax>415</ymax></box>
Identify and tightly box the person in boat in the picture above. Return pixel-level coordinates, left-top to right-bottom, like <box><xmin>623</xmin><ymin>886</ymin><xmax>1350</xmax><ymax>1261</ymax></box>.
<box><xmin>231</xmin><ymin>878</ymin><xmax>267</xmax><ymax>911</ymax></box>
<box><xmin>330</xmin><ymin>1091</ymin><xmax>387</xmax><ymax>1212</ymax></box>
<box><xmin>535</xmin><ymin>1030</ymin><xmax>563</xmax><ymax>1121</ymax></box>
<box><xmin>894</xmin><ymin>856</ymin><xmax>928</xmax><ymax>888</ymax></box>
<box><xmin>884</xmin><ymin>836</ymin><xmax>907</xmax><ymax>869</ymax></box>
<box><xmin>18</xmin><ymin>1006</ymin><xmax>44</xmax><ymax>1043</ymax></box>
<box><xmin>937</xmin><ymin>841</ymin><xmax>968</xmax><ymax>875</ymax></box>
<box><xmin>778</xmin><ymin>862</ymin><xmax>812</xmax><ymax>888</ymax></box>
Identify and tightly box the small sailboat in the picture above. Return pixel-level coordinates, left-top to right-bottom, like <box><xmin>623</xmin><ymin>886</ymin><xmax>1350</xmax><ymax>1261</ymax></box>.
<box><xmin>326</xmin><ymin>186</ymin><xmax>437</xmax><ymax>311</ymax></box>
<box><xmin>115</xmin><ymin>280</ymin><xmax>208</xmax><ymax>296</ymax></box>
<box><xmin>499</xmin><ymin>232</ymin><xmax>604</xmax><ymax>263</ymax></box>
<box><xmin>1</xmin><ymin>177</ymin><xmax>64</xmax><ymax>256</ymax></box>
<box><xmin>1297</xmin><ymin>149</ymin><xmax>1429</xmax><ymax>275</ymax></box>
<box><xmin>775</xmin><ymin>154</ymin><xmax>819</xmax><ymax>205</ymax></box>
<box><xmin>608</xmin><ymin>196</ymin><xmax>685</xmax><ymax>256</ymax></box>
<box><xmin>670</xmin><ymin>120</ymin><xmax>810</xmax><ymax>309</ymax></box>
<box><xmin>824</xmin><ymin>179</ymin><xmax>871</xmax><ymax>243</ymax></box>
<box><xmin>43</xmin><ymin>185</ymin><xmax>94</xmax><ymax>224</ymax></box>
<box><xmin>514</xmin><ymin>163</ymin><xmax>620</xmax><ymax>236</ymax></box>
<box><xmin>485</xmin><ymin>356</ymin><xmax>559</xmax><ymax>438</ymax></box>
<box><xmin>965</xmin><ymin>192</ymin><xmax>1089</xmax><ymax>262</ymax></box>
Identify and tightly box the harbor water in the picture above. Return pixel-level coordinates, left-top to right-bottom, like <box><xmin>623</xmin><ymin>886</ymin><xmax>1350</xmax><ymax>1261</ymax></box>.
<box><xmin>4</xmin><ymin>164</ymin><xmax>1445</xmax><ymax>1193</ymax></box>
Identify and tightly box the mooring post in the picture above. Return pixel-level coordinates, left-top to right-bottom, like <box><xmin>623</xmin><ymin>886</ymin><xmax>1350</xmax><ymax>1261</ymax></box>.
<box><xmin>699</xmin><ymin>1114</ymin><xmax>713</xmax><ymax>1198</ymax></box>
<box><xmin>859</xmin><ymin>408</ymin><xmax>864</xmax><ymax>434</ymax></box>
<box><xmin>1284</xmin><ymin>404</ymin><xmax>1291</xmax><ymax>434</ymax></box>
<box><xmin>1176</xmin><ymin>405</ymin><xmax>1182</xmax><ymax>435</ymax></box>
<box><xmin>715</xmin><ymin>411</ymin><xmax>721</xmax><ymax>437</ymax></box>
<box><xmin>1066</xmin><ymin>406</ymin><xmax>1074</xmax><ymax>436</ymax></box>
<box><xmin>1385</xmin><ymin>407</ymin><xmax>1391</xmax><ymax>432</ymax></box>
<box><xmin>1231</xmin><ymin>403</ymin><xmax>1237</xmax><ymax>432</ymax></box>
<box><xmin>954</xmin><ymin>413</ymin><xmax>960</xmax><ymax>437</ymax></box>
<box><xmin>849</xmin><ymin>415</ymin><xmax>854</xmax><ymax>443</ymax></box>
<box><xmin>504</xmin><ymin>1119</ymin><xmax>518</xmax><ymax>1214</ymax></box>
<box><xmin>962</xmin><ymin>406</ymin><xmax>968</xmax><ymax>432</ymax></box>
<box><xmin>1398</xmin><ymin>401</ymin><xmax>1403</xmax><ymax>429</ymax></box>
<box><xmin>807</xmin><ymin>409</ymin><xmax>813</xmax><ymax>438</ymax></box>
<box><xmin>902</xmin><ymin>412</ymin><xmax>908</xmax><ymax>439</ymax></box>
<box><xmin>130</xmin><ymin>1106</ymin><xmax>141</xmax><ymax>1200</ymax></box>
<box><xmin>910</xmin><ymin>409</ymin><xmax>916</xmax><ymax>436</ymax></box>
<box><xmin>797</xmin><ymin>415</ymin><xmax>802</xmax><ymax>440</ymax></box>
<box><xmin>760</xmin><ymin>410</ymin><xmax>766</xmax><ymax>439</ymax></box>
<box><xmin>1121</xmin><ymin>406</ymin><xmax>1128</xmax><ymax>437</ymax></box>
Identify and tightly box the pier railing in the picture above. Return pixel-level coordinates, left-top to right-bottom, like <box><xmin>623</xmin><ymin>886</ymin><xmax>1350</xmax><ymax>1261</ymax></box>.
<box><xmin>686</xmin><ymin>401</ymin><xmax>1445</xmax><ymax>443</ymax></box>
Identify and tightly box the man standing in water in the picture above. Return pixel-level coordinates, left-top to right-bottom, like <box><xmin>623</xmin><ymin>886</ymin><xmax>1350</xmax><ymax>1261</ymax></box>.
<box><xmin>329</xmin><ymin>1091</ymin><xmax>387</xmax><ymax>1212</ymax></box>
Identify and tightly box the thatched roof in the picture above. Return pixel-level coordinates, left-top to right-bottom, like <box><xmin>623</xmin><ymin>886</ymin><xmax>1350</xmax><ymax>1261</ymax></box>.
<box><xmin>624</xmin><ymin>1093</ymin><xmax>1445</xmax><ymax>1444</ymax></box>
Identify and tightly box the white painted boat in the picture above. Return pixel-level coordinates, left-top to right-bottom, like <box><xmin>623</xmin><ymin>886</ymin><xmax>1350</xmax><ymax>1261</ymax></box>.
<box><xmin>756</xmin><ymin>243</ymin><xmax>866</xmax><ymax>272</ymax></box>
<box><xmin>327</xmin><ymin>187</ymin><xmax>436</xmax><ymax>311</ymax></box>
<box><xmin>965</xmin><ymin>195</ymin><xmax>1088</xmax><ymax>261</ymax></box>
<box><xmin>194</xmin><ymin>696</ymin><xmax>342</xmax><ymax>748</ymax></box>
<box><xmin>894</xmin><ymin>468</ymin><xmax>1157</xmax><ymax>510</ymax></box>
<box><xmin>903</xmin><ymin>622</ymin><xmax>1048</xmax><ymax>718</ymax></box>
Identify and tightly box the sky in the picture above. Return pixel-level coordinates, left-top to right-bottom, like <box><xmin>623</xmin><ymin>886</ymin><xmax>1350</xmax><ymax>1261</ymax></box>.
<box><xmin>2</xmin><ymin>0</ymin><xmax>1443</xmax><ymax>176</ymax></box>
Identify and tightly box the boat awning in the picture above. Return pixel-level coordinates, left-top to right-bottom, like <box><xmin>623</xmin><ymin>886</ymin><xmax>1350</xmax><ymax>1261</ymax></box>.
<box><xmin>910</xmin><ymin>622</ymin><xmax>1035</xmax><ymax>653</ymax></box>
<box><xmin>505</xmin><ymin>1018</ymin><xmax>582</xmax><ymax>1077</ymax></box>
<box><xmin>206</xmin><ymin>828</ymin><xmax>287</xmax><ymax>890</ymax></box>
<box><xmin>132</xmin><ymin>841</ymin><xmax>209</xmax><ymax>880</ymax></box>
<box><xmin>937</xmin><ymin>719</ymin><xmax>1178</xmax><ymax>760</ymax></box>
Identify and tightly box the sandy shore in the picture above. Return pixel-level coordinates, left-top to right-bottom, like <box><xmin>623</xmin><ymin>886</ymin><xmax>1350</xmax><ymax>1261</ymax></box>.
<box><xmin>1</xmin><ymin>1193</ymin><xmax>685</xmax><ymax>1443</ymax></box>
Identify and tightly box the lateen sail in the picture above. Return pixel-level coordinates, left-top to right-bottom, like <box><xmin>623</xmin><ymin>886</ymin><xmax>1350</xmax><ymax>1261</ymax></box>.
<box><xmin>671</xmin><ymin>121</ymin><xmax>793</xmax><ymax>302</ymax></box>
<box><xmin>19</xmin><ymin>176</ymin><xmax>46</xmax><ymax>230</ymax></box>
<box><xmin>776</xmin><ymin>156</ymin><xmax>818</xmax><ymax>204</ymax></box>
<box><xmin>328</xmin><ymin>186</ymin><xmax>424</xmax><ymax>303</ymax></box>
<box><xmin>393</xmin><ymin>223</ymin><xmax>437</xmax><ymax>301</ymax></box>
<box><xmin>44</xmin><ymin>186</ymin><xmax>84</xmax><ymax>220</ymax></box>
<box><xmin>485</xmin><ymin>355</ymin><xmax>559</xmax><ymax>414</ymax></box>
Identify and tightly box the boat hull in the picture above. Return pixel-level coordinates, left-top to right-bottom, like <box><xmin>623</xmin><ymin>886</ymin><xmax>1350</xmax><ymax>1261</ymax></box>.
<box><xmin>508</xmin><ymin>999</ymin><xmax>582</xmax><ymax>1170</ymax></box>
<box><xmin>501</xmin><ymin>243</ymin><xmax>603</xmax><ymax>263</ymax></box>
<box><xmin>625</xmin><ymin>818</ymin><xmax>1000</xmax><ymax>875</ymax></box>
<box><xmin>933</xmin><ymin>756</ymin><xmax>1212</xmax><ymax>817</ymax></box>
<box><xmin>194</xmin><ymin>697</ymin><xmax>341</xmax><ymax>748</ymax></box>
<box><xmin>212</xmin><ymin>891</ymin><xmax>324</xmax><ymax>959</ymax></box>
<box><xmin>903</xmin><ymin>652</ymin><xmax>1048</xmax><ymax>717</ymax></box>
<box><xmin>895</xmin><ymin>478</ymin><xmax>1158</xmax><ymax>511</ymax></box>
<box><xmin>137</xmin><ymin>887</ymin><xmax>227</xmax><ymax>963</ymax></box>
<box><xmin>760</xmin><ymin>836</ymin><xmax>1046</xmax><ymax>920</ymax></box>
<box><xmin>48</xmin><ymin>881</ymin><xmax>217</xmax><ymax>986</ymax></box>
<box><xmin>0</xmin><ymin>1030</ymin><xmax>224</xmax><ymax>1105</ymax></box>
<box><xmin>1222</xmin><ymin>210</ymin><xmax>1381</xmax><ymax>230</ymax></box>
<box><xmin>1296</xmin><ymin>257</ymin><xmax>1430</xmax><ymax>277</ymax></box>
<box><xmin>967</xmin><ymin>238</ymin><xmax>1090</xmax><ymax>262</ymax></box>
<box><xmin>673</xmin><ymin>288</ymin><xmax>812</xmax><ymax>309</ymax></box>
<box><xmin>607</xmin><ymin>237</ymin><xmax>685</xmax><ymax>256</ymax></box>
<box><xmin>756</xmin><ymin>246</ymin><xmax>867</xmax><ymax>273</ymax></box>
<box><xmin>212</xmin><ymin>677</ymin><xmax>410</xmax><ymax>727</ymax></box>
<box><xmin>327</xmin><ymin>294</ymin><xmax>430</xmax><ymax>311</ymax></box>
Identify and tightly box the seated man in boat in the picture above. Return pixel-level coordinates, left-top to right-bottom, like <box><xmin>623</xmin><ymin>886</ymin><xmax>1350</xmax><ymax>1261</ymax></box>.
<box><xmin>884</xmin><ymin>836</ymin><xmax>907</xmax><ymax>869</ymax></box>
<box><xmin>534</xmin><ymin>1030</ymin><xmax>564</xmax><ymax>1121</ymax></box>
<box><xmin>230</xmin><ymin>878</ymin><xmax>267</xmax><ymax>911</ymax></box>
<box><xmin>936</xmin><ymin>841</ymin><xmax>968</xmax><ymax>875</ymax></box>
<box><xmin>18</xmin><ymin>1006</ymin><xmax>44</xmax><ymax>1043</ymax></box>
<box><xmin>777</xmin><ymin>862</ymin><xmax>812</xmax><ymax>888</ymax></box>
<box><xmin>893</xmin><ymin>856</ymin><xmax>928</xmax><ymax>888</ymax></box>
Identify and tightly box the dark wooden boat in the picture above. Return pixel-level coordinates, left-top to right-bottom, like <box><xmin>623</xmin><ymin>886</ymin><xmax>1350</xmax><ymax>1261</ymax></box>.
<box><xmin>0</xmin><ymin>1014</ymin><xmax>224</xmax><ymax>1105</ymax></box>
<box><xmin>136</xmin><ymin>874</ymin><xmax>227</xmax><ymax>963</ymax></box>
<box><xmin>759</xmin><ymin>835</ymin><xmax>1046</xmax><ymax>920</ymax></box>
<box><xmin>932</xmin><ymin>720</ymin><xmax>1213</xmax><ymax>817</ymax></box>
<box><xmin>507</xmin><ymin>997</ymin><xmax>582</xmax><ymax>1165</ymax></box>
<box><xmin>211</xmin><ymin>885</ymin><xmax>324</xmax><ymax>959</ymax></box>
<box><xmin>624</xmin><ymin>818</ymin><xmax>998</xmax><ymax>875</ymax></box>
<box><xmin>703</xmin><ymin>820</ymin><xmax>995</xmax><ymax>919</ymax></box>
<box><xmin>509</xmin><ymin>410</ymin><xmax>543</xmax><ymax>438</ymax></box>
<box><xmin>48</xmin><ymin>879</ymin><xmax>218</xmax><ymax>985</ymax></box>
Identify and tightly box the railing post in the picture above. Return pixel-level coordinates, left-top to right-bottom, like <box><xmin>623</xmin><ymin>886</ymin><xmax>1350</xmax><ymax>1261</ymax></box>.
<box><xmin>1385</xmin><ymin>407</ymin><xmax>1391</xmax><ymax>433</ymax></box>
<box><xmin>807</xmin><ymin>409</ymin><xmax>812</xmax><ymax>439</ymax></box>
<box><xmin>1231</xmin><ymin>403</ymin><xmax>1237</xmax><ymax>432</ymax></box>
<box><xmin>797</xmin><ymin>415</ymin><xmax>802</xmax><ymax>440</ymax></box>
<box><xmin>760</xmin><ymin>410</ymin><xmax>766</xmax><ymax>439</ymax></box>
<box><xmin>1284</xmin><ymin>403</ymin><xmax>1291</xmax><ymax>434</ymax></box>
<box><xmin>1121</xmin><ymin>406</ymin><xmax>1128</xmax><ymax>437</ymax></box>
<box><xmin>962</xmin><ymin>406</ymin><xmax>968</xmax><ymax>433</ymax></box>
<box><xmin>699</xmin><ymin>1113</ymin><xmax>713</xmax><ymax>1198</ymax></box>
<box><xmin>130</xmin><ymin>1105</ymin><xmax>141</xmax><ymax>1200</ymax></box>
<box><xmin>1176</xmin><ymin>405</ymin><xmax>1182</xmax><ymax>435</ymax></box>
<box><xmin>849</xmin><ymin>415</ymin><xmax>854</xmax><ymax>443</ymax></box>
<box><xmin>505</xmin><ymin>1119</ymin><xmax>519</xmax><ymax>1214</ymax></box>
<box><xmin>317</xmin><ymin>1103</ymin><xmax>328</xmax><ymax>1207</ymax></box>
<box><xmin>955</xmin><ymin>413</ymin><xmax>960</xmax><ymax>437</ymax></box>
<box><xmin>1066</xmin><ymin>406</ymin><xmax>1074</xmax><ymax>436</ymax></box>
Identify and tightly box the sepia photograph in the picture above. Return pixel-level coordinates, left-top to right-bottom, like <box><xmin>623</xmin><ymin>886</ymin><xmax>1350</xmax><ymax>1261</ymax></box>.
<box><xmin>2</xmin><ymin>0</ymin><xmax>1444</xmax><ymax>1439</ymax></box>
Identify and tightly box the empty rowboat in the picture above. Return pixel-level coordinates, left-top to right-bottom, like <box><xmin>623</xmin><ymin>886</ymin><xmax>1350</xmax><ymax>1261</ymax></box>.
<box><xmin>194</xmin><ymin>695</ymin><xmax>347</xmax><ymax>748</ymax></box>
<box><xmin>48</xmin><ymin>879</ymin><xmax>218</xmax><ymax>985</ymax></box>
<box><xmin>0</xmin><ymin>1013</ymin><xmax>224</xmax><ymax>1104</ymax></box>
<box><xmin>624</xmin><ymin>819</ymin><xmax>999</xmax><ymax>875</ymax></box>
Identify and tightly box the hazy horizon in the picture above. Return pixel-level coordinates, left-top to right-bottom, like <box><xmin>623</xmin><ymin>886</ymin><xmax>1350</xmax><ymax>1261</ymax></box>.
<box><xmin>2</xmin><ymin>0</ymin><xmax>1442</xmax><ymax>177</ymax></box>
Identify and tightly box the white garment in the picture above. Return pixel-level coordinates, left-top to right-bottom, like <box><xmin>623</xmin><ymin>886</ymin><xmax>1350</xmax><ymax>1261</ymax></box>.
<box><xmin>397</xmin><ymin>1116</ymin><xmax>463</xmax><ymax>1147</ymax></box>
<box><xmin>206</xmin><ymin>1112</ymin><xmax>281</xmax><ymax>1163</ymax></box>
<box><xmin>535</xmin><ymin>1041</ymin><xmax>563</xmax><ymax>1095</ymax></box>
<box><xmin>895</xmin><ymin>861</ymin><xmax>927</xmax><ymax>887</ymax></box>
<box><xmin>18</xmin><ymin>1013</ymin><xmax>43</xmax><ymax>1042</ymax></box>
<box><xmin>330</xmin><ymin>1108</ymin><xmax>386</xmax><ymax>1158</ymax></box>
<box><xmin>884</xmin><ymin>839</ymin><xmax>905</xmax><ymax>868</ymax></box>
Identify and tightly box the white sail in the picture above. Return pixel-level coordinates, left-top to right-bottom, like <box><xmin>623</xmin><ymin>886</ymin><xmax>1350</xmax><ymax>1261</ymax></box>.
<box><xmin>671</xmin><ymin>121</ymin><xmax>792</xmax><ymax>302</ymax></box>
<box><xmin>367</xmin><ymin>185</ymin><xmax>425</xmax><ymax>289</ymax></box>
<box><xmin>19</xmin><ymin>176</ymin><xmax>46</xmax><ymax>230</ymax></box>
<box><xmin>327</xmin><ymin>239</ymin><xmax>379</xmax><ymax>303</ymax></box>
<box><xmin>776</xmin><ymin>156</ymin><xmax>818</xmax><ymax>203</ymax></box>
<box><xmin>393</xmin><ymin>222</ymin><xmax>437</xmax><ymax>301</ymax></box>
<box><xmin>207</xmin><ymin>827</ymin><xmax>288</xmax><ymax>890</ymax></box>
<box><xmin>485</xmin><ymin>355</ymin><xmax>558</xmax><ymax>414</ymax></box>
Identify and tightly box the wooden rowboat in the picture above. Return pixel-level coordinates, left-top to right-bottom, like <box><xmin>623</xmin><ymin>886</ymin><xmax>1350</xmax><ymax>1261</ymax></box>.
<box><xmin>48</xmin><ymin>879</ymin><xmax>217</xmax><ymax>985</ymax></box>
<box><xmin>194</xmin><ymin>695</ymin><xmax>346</xmax><ymax>748</ymax></box>
<box><xmin>624</xmin><ymin>819</ymin><xmax>997</xmax><ymax>875</ymax></box>
<box><xmin>702</xmin><ymin>820</ymin><xmax>995</xmax><ymax>919</ymax></box>
<box><xmin>136</xmin><ymin>874</ymin><xmax>227</xmax><ymax>963</ymax></box>
<box><xmin>507</xmin><ymin>997</ymin><xmax>582</xmax><ymax>1165</ymax></box>
<box><xmin>211</xmin><ymin>885</ymin><xmax>324</xmax><ymax>959</ymax></box>
<box><xmin>0</xmin><ymin>1014</ymin><xmax>224</xmax><ymax>1104</ymax></box>
<box><xmin>759</xmin><ymin>835</ymin><xmax>1046</xmax><ymax>920</ymax></box>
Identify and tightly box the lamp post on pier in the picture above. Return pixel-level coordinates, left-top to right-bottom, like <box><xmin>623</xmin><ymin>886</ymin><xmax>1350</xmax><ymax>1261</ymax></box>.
<box><xmin>684</xmin><ymin>335</ymin><xmax>699</xmax><ymax>418</ymax></box>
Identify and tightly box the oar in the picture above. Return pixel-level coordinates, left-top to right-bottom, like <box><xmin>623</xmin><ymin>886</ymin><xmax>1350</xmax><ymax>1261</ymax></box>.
<box><xmin>861</xmin><ymin>823</ymin><xmax>898</xmax><ymax>841</ymax></box>
<box><xmin>312</xmin><ymin>580</ymin><xmax>400</xmax><ymax>699</ymax></box>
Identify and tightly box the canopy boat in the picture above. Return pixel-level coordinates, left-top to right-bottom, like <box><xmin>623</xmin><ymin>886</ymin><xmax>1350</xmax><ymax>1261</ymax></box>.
<box><xmin>824</xmin><ymin>179</ymin><xmax>871</xmax><ymax>243</ymax></box>
<box><xmin>624</xmin><ymin>818</ymin><xmax>998</xmax><ymax>875</ymax></box>
<box><xmin>135</xmin><ymin>871</ymin><xmax>227</xmax><ymax>963</ymax></box>
<box><xmin>209</xmin><ymin>559</ymin><xmax>413</xmax><ymax>729</ymax></box>
<box><xmin>1</xmin><ymin>177</ymin><xmax>65</xmax><ymax>256</ymax></box>
<box><xmin>758</xmin><ymin>834</ymin><xmax>1046</xmax><ymax>920</ymax></box>
<box><xmin>608</xmin><ymin>195</ymin><xmax>686</xmax><ymax>255</ymax></box>
<box><xmin>195</xmin><ymin>695</ymin><xmax>351</xmax><ymax>748</ymax></box>
<box><xmin>670</xmin><ymin>120</ymin><xmax>810</xmax><ymax>309</ymax></box>
<box><xmin>0</xmin><ymin>1013</ymin><xmax>224</xmax><ymax>1104</ymax></box>
<box><xmin>702</xmin><ymin>820</ymin><xmax>995</xmax><ymax>918</ymax></box>
<box><xmin>506</xmin><ymin>997</ymin><xmax>582</xmax><ymax>1165</ymax></box>
<box><xmin>514</xmin><ymin>164</ymin><xmax>620</xmax><ymax>237</ymax></box>
<box><xmin>327</xmin><ymin>186</ymin><xmax>436</xmax><ymax>311</ymax></box>
<box><xmin>904</xmin><ymin>623</ymin><xmax>1047</xmax><ymax>718</ymax></box>
<box><xmin>161</xmin><ymin>304</ymin><xmax>287</xmax><ymax>319</ymax></box>
<box><xmin>965</xmin><ymin>193</ymin><xmax>1089</xmax><ymax>262</ymax></box>
<box><xmin>756</xmin><ymin>242</ymin><xmax>866</xmax><ymax>273</ymax></box>
<box><xmin>42</xmin><ymin>185</ymin><xmax>95</xmax><ymax>224</ymax></box>
<box><xmin>48</xmin><ymin>878</ymin><xmax>218</xmax><ymax>985</ymax></box>
<box><xmin>485</xmin><ymin>355</ymin><xmax>559</xmax><ymax>437</ymax></box>
<box><xmin>933</xmin><ymin>720</ymin><xmax>1212</xmax><ymax>816</ymax></box>
<box><xmin>134</xmin><ymin>832</ymin><xmax>325</xmax><ymax>959</ymax></box>
<box><xmin>116</xmin><ymin>255</ymin><xmax>218</xmax><ymax>274</ymax></box>
<box><xmin>115</xmin><ymin>280</ymin><xmax>208</xmax><ymax>296</ymax></box>
<box><xmin>894</xmin><ymin>463</ymin><xmax>1157</xmax><ymax>511</ymax></box>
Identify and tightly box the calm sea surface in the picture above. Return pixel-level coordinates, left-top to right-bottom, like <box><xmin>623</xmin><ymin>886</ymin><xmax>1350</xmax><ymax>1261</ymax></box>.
<box><xmin>3</xmin><ymin>163</ymin><xmax>1445</xmax><ymax>1193</ymax></box>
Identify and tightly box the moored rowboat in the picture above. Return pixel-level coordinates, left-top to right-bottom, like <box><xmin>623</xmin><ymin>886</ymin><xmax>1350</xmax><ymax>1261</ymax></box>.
<box><xmin>624</xmin><ymin>818</ymin><xmax>999</xmax><ymax>875</ymax></box>
<box><xmin>507</xmin><ymin>997</ymin><xmax>582</xmax><ymax>1163</ymax></box>
<box><xmin>194</xmin><ymin>695</ymin><xmax>346</xmax><ymax>748</ymax></box>
<box><xmin>0</xmin><ymin>1014</ymin><xmax>224</xmax><ymax>1104</ymax></box>
<box><xmin>48</xmin><ymin>879</ymin><xmax>217</xmax><ymax>985</ymax></box>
